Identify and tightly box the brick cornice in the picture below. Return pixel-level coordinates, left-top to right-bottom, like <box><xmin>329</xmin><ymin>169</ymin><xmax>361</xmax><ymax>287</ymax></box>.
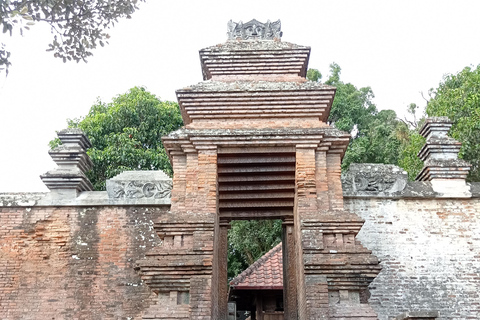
<box><xmin>162</xmin><ymin>128</ymin><xmax>350</xmax><ymax>161</ymax></box>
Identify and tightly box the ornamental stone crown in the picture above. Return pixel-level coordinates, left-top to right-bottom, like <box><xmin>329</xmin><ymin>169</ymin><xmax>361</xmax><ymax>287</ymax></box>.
<box><xmin>227</xmin><ymin>19</ymin><xmax>282</xmax><ymax>40</ymax></box>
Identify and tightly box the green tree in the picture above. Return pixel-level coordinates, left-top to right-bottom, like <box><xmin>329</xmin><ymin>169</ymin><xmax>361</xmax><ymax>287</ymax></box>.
<box><xmin>306</xmin><ymin>68</ymin><xmax>322</xmax><ymax>82</ymax></box>
<box><xmin>51</xmin><ymin>87</ymin><xmax>183</xmax><ymax>190</ymax></box>
<box><xmin>314</xmin><ymin>63</ymin><xmax>408</xmax><ymax>171</ymax></box>
<box><xmin>398</xmin><ymin>131</ymin><xmax>425</xmax><ymax>180</ymax></box>
<box><xmin>426</xmin><ymin>65</ymin><xmax>480</xmax><ymax>181</ymax></box>
<box><xmin>342</xmin><ymin>109</ymin><xmax>407</xmax><ymax>170</ymax></box>
<box><xmin>1</xmin><ymin>0</ymin><xmax>144</xmax><ymax>74</ymax></box>
<box><xmin>228</xmin><ymin>220</ymin><xmax>282</xmax><ymax>279</ymax></box>
<box><xmin>324</xmin><ymin>63</ymin><xmax>377</xmax><ymax>134</ymax></box>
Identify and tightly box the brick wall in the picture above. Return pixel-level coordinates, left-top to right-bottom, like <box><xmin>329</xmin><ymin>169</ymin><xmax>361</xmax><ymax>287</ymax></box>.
<box><xmin>0</xmin><ymin>205</ymin><xmax>168</xmax><ymax>319</ymax></box>
<box><xmin>345</xmin><ymin>198</ymin><xmax>480</xmax><ymax>320</ymax></box>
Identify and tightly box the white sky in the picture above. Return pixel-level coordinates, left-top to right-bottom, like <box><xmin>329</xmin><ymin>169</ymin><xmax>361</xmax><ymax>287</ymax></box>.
<box><xmin>1</xmin><ymin>0</ymin><xmax>479</xmax><ymax>192</ymax></box>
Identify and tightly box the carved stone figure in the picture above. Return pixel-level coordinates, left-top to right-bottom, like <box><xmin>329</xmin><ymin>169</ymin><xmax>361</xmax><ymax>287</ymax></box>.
<box><xmin>106</xmin><ymin>170</ymin><xmax>172</xmax><ymax>200</ymax></box>
<box><xmin>227</xmin><ymin>19</ymin><xmax>282</xmax><ymax>40</ymax></box>
<box><xmin>342</xmin><ymin>163</ymin><xmax>408</xmax><ymax>195</ymax></box>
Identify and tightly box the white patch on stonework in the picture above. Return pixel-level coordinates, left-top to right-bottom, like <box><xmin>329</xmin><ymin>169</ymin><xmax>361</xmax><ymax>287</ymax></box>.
<box><xmin>431</xmin><ymin>179</ymin><xmax>471</xmax><ymax>198</ymax></box>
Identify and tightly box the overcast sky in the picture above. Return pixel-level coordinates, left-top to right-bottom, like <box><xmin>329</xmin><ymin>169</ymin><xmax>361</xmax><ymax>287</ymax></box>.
<box><xmin>1</xmin><ymin>0</ymin><xmax>479</xmax><ymax>192</ymax></box>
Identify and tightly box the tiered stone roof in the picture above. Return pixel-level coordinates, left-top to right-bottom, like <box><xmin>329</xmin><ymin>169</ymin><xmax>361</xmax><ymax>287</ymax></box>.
<box><xmin>177</xmin><ymin>81</ymin><xmax>336</xmax><ymax>125</ymax></box>
<box><xmin>199</xmin><ymin>41</ymin><xmax>310</xmax><ymax>80</ymax></box>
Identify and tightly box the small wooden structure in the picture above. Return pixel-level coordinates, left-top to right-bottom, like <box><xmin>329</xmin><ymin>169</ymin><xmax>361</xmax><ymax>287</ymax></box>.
<box><xmin>229</xmin><ymin>243</ymin><xmax>284</xmax><ymax>320</ymax></box>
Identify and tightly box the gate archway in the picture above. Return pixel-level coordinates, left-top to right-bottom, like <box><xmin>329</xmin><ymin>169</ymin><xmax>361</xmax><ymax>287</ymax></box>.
<box><xmin>137</xmin><ymin>19</ymin><xmax>381</xmax><ymax>320</ymax></box>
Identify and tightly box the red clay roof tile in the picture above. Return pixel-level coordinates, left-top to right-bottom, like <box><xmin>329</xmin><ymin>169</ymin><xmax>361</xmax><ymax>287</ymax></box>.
<box><xmin>229</xmin><ymin>243</ymin><xmax>283</xmax><ymax>290</ymax></box>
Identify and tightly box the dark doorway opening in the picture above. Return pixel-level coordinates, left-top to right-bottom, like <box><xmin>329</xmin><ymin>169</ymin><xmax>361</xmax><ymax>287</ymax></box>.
<box><xmin>227</xmin><ymin>219</ymin><xmax>284</xmax><ymax>320</ymax></box>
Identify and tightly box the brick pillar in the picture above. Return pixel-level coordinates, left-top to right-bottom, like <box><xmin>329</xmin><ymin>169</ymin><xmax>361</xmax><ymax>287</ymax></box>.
<box><xmin>296</xmin><ymin>146</ymin><xmax>319</xmax><ymax>218</ymax></box>
<box><xmin>197</xmin><ymin>147</ymin><xmax>218</xmax><ymax>213</ymax></box>
<box><xmin>282</xmin><ymin>218</ymin><xmax>298</xmax><ymax>320</ymax></box>
<box><xmin>326</xmin><ymin>153</ymin><xmax>344</xmax><ymax>210</ymax></box>
<box><xmin>184</xmin><ymin>152</ymin><xmax>199</xmax><ymax>211</ymax></box>
<box><xmin>295</xmin><ymin>146</ymin><xmax>318</xmax><ymax>319</ymax></box>
<box><xmin>170</xmin><ymin>152</ymin><xmax>186</xmax><ymax>212</ymax></box>
<box><xmin>138</xmin><ymin>146</ymin><xmax>218</xmax><ymax>320</ymax></box>
<box><xmin>212</xmin><ymin>221</ymin><xmax>229</xmax><ymax>319</ymax></box>
<box><xmin>315</xmin><ymin>151</ymin><xmax>329</xmax><ymax>209</ymax></box>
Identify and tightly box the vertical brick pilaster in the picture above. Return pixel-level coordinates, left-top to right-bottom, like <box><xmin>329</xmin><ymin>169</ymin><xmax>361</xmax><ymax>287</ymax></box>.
<box><xmin>212</xmin><ymin>222</ymin><xmax>229</xmax><ymax>319</ymax></box>
<box><xmin>296</xmin><ymin>147</ymin><xmax>319</xmax><ymax>219</ymax></box>
<box><xmin>326</xmin><ymin>153</ymin><xmax>344</xmax><ymax>210</ymax></box>
<box><xmin>315</xmin><ymin>150</ymin><xmax>329</xmax><ymax>210</ymax></box>
<box><xmin>170</xmin><ymin>153</ymin><xmax>187</xmax><ymax>212</ymax></box>
<box><xmin>295</xmin><ymin>147</ymin><xmax>318</xmax><ymax>319</ymax></box>
<box><xmin>197</xmin><ymin>147</ymin><xmax>218</xmax><ymax>214</ymax></box>
<box><xmin>283</xmin><ymin>219</ymin><xmax>298</xmax><ymax>320</ymax></box>
<box><xmin>184</xmin><ymin>152</ymin><xmax>199</xmax><ymax>212</ymax></box>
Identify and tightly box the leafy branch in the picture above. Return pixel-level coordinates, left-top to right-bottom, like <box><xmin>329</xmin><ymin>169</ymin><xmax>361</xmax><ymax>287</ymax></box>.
<box><xmin>0</xmin><ymin>0</ymin><xmax>144</xmax><ymax>74</ymax></box>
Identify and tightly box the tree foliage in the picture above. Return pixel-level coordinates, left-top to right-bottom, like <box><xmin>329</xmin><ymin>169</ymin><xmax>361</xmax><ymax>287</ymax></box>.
<box><xmin>1</xmin><ymin>0</ymin><xmax>144</xmax><ymax>74</ymax></box>
<box><xmin>309</xmin><ymin>64</ymin><xmax>408</xmax><ymax>171</ymax></box>
<box><xmin>323</xmin><ymin>63</ymin><xmax>377</xmax><ymax>134</ymax></box>
<box><xmin>342</xmin><ymin>109</ymin><xmax>407</xmax><ymax>170</ymax></box>
<box><xmin>397</xmin><ymin>131</ymin><xmax>425</xmax><ymax>180</ymax></box>
<box><xmin>228</xmin><ymin>220</ymin><xmax>282</xmax><ymax>279</ymax></box>
<box><xmin>51</xmin><ymin>87</ymin><xmax>183</xmax><ymax>190</ymax></box>
<box><xmin>426</xmin><ymin>65</ymin><xmax>480</xmax><ymax>181</ymax></box>
<box><xmin>306</xmin><ymin>68</ymin><xmax>322</xmax><ymax>82</ymax></box>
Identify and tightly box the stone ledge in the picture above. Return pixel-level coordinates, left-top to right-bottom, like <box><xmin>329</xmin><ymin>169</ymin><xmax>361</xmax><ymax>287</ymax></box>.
<box><xmin>342</xmin><ymin>163</ymin><xmax>476</xmax><ymax>198</ymax></box>
<box><xmin>0</xmin><ymin>191</ymin><xmax>171</xmax><ymax>207</ymax></box>
<box><xmin>342</xmin><ymin>180</ymin><xmax>480</xmax><ymax>199</ymax></box>
<box><xmin>4</xmin><ymin>179</ymin><xmax>480</xmax><ymax>207</ymax></box>
<box><xmin>200</xmin><ymin>41</ymin><xmax>308</xmax><ymax>52</ymax></box>
<box><xmin>1</xmin><ymin>170</ymin><xmax>173</xmax><ymax>207</ymax></box>
<box><xmin>177</xmin><ymin>80</ymin><xmax>334</xmax><ymax>93</ymax></box>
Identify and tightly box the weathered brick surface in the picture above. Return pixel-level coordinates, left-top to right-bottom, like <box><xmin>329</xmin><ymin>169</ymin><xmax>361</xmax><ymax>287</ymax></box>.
<box><xmin>292</xmin><ymin>147</ymin><xmax>381</xmax><ymax>319</ymax></box>
<box><xmin>135</xmin><ymin>145</ymin><xmax>219</xmax><ymax>319</ymax></box>
<box><xmin>345</xmin><ymin>198</ymin><xmax>480</xmax><ymax>320</ymax></box>
<box><xmin>326</xmin><ymin>153</ymin><xmax>344</xmax><ymax>210</ymax></box>
<box><xmin>170</xmin><ymin>154</ymin><xmax>187</xmax><ymax>213</ymax></box>
<box><xmin>304</xmin><ymin>275</ymin><xmax>329</xmax><ymax>319</ymax></box>
<box><xmin>0</xmin><ymin>205</ymin><xmax>168</xmax><ymax>319</ymax></box>
<box><xmin>185</xmin><ymin>118</ymin><xmax>330</xmax><ymax>130</ymax></box>
<box><xmin>294</xmin><ymin>147</ymin><xmax>317</xmax><ymax>318</ymax></box>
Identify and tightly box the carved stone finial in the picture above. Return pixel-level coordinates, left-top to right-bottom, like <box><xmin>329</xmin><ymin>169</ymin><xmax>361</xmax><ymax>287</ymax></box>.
<box><xmin>40</xmin><ymin>129</ymin><xmax>93</xmax><ymax>195</ymax></box>
<box><xmin>416</xmin><ymin>117</ymin><xmax>471</xmax><ymax>181</ymax></box>
<box><xmin>227</xmin><ymin>19</ymin><xmax>282</xmax><ymax>40</ymax></box>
